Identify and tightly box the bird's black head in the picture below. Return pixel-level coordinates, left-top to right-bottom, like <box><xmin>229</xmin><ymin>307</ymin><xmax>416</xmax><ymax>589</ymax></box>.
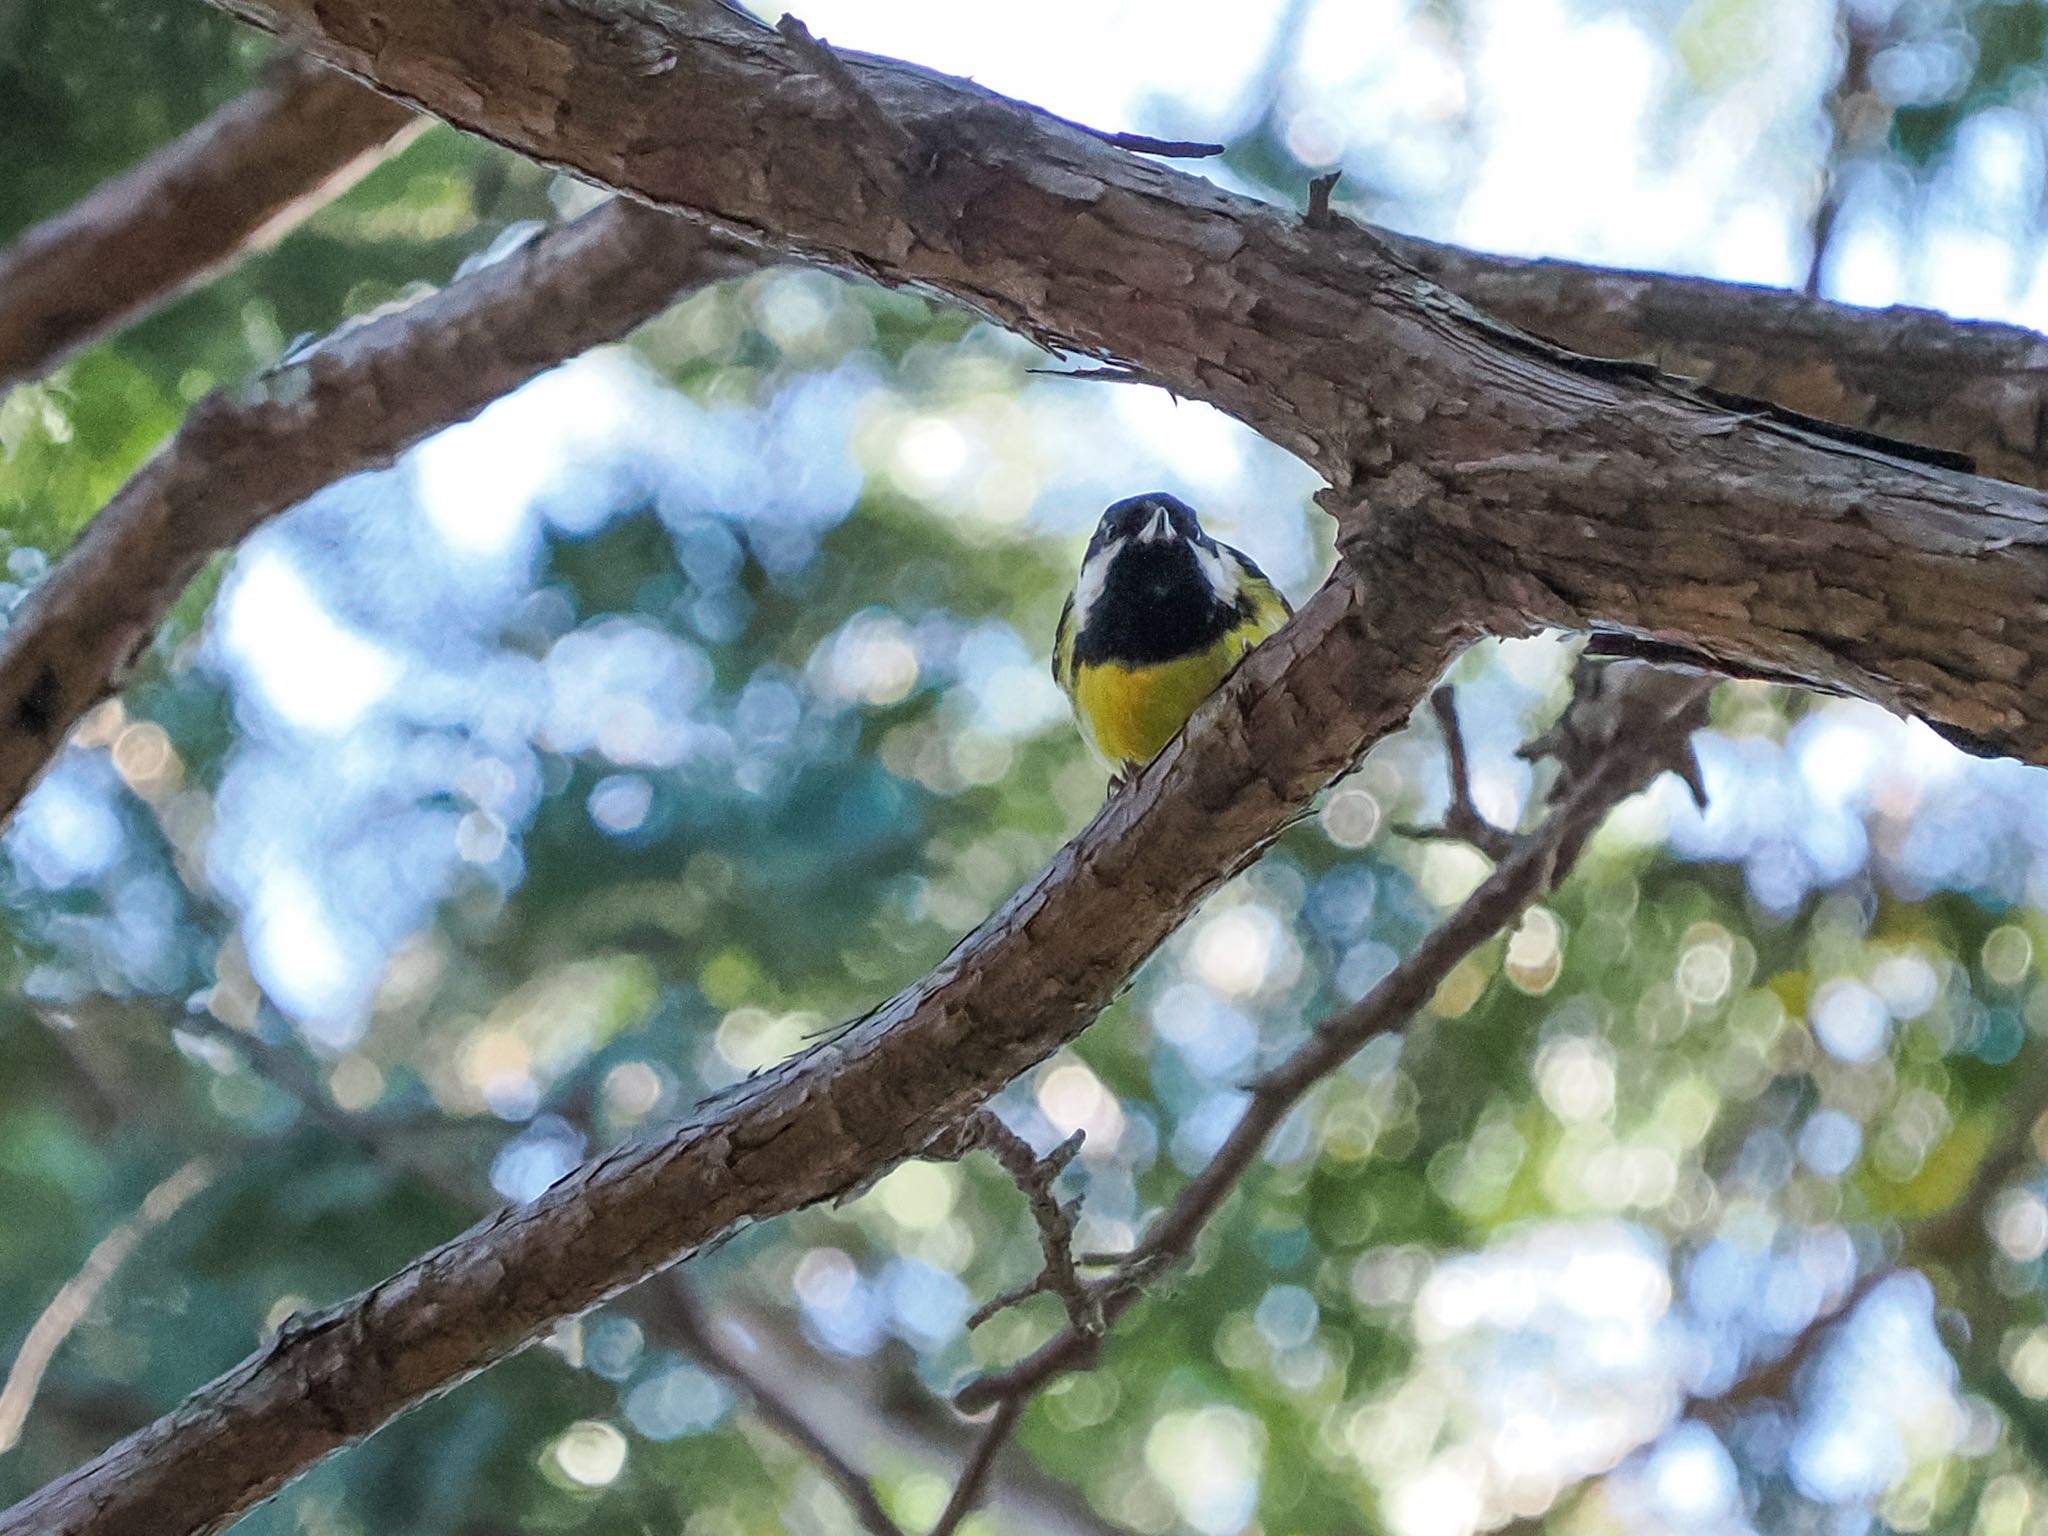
<box><xmin>1086</xmin><ymin>492</ymin><xmax>1203</xmax><ymax>558</ymax></box>
<box><xmin>1072</xmin><ymin>493</ymin><xmax>1240</xmax><ymax>667</ymax></box>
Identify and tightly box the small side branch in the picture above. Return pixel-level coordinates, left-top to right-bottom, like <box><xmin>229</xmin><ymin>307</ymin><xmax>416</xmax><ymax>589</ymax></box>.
<box><xmin>0</xmin><ymin>1157</ymin><xmax>216</xmax><ymax>1455</ymax></box>
<box><xmin>1084</xmin><ymin>129</ymin><xmax>1224</xmax><ymax>158</ymax></box>
<box><xmin>776</xmin><ymin>15</ymin><xmax>921</xmax><ymax>168</ymax></box>
<box><xmin>1305</xmin><ymin>170</ymin><xmax>1343</xmax><ymax>229</ymax></box>
<box><xmin>665</xmin><ymin>1284</ymin><xmax>905</xmax><ymax>1536</ymax></box>
<box><xmin>936</xmin><ymin>1114</ymin><xmax>1093</xmax><ymax>1332</ymax></box>
<box><xmin>1396</xmin><ymin>685</ymin><xmax>1519</xmax><ymax>861</ymax></box>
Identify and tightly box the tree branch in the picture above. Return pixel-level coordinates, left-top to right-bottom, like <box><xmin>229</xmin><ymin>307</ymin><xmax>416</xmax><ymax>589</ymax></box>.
<box><xmin>661</xmin><ymin>1285</ymin><xmax>904</xmax><ymax>1536</ymax></box>
<box><xmin>0</xmin><ymin>197</ymin><xmax>760</xmax><ymax>826</ymax></box>
<box><xmin>0</xmin><ymin>1158</ymin><xmax>216</xmax><ymax>1457</ymax></box>
<box><xmin>0</xmin><ymin>565</ymin><xmax>1467</xmax><ymax>1536</ymax></box>
<box><xmin>204</xmin><ymin>0</ymin><xmax>2048</xmax><ymax>765</ymax></box>
<box><xmin>0</xmin><ymin>57</ymin><xmax>421</xmax><ymax>394</ymax></box>
<box><xmin>1392</xmin><ymin>685</ymin><xmax>1518</xmax><ymax>861</ymax></box>
<box><xmin>1382</xmin><ymin>235</ymin><xmax>2048</xmax><ymax>491</ymax></box>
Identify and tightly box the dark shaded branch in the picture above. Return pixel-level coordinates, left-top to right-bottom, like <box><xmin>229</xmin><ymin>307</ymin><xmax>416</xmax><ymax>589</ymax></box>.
<box><xmin>929</xmin><ymin>1398</ymin><xmax>1024</xmax><ymax>1536</ymax></box>
<box><xmin>0</xmin><ymin>57</ymin><xmax>421</xmax><ymax>394</ymax></box>
<box><xmin>0</xmin><ymin>199</ymin><xmax>760</xmax><ymax>826</ymax></box>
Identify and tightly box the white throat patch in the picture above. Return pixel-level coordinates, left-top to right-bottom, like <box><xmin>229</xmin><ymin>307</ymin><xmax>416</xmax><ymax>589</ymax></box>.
<box><xmin>1070</xmin><ymin>537</ymin><xmax>1122</xmax><ymax>630</ymax></box>
<box><xmin>1191</xmin><ymin>540</ymin><xmax>1240</xmax><ymax>603</ymax></box>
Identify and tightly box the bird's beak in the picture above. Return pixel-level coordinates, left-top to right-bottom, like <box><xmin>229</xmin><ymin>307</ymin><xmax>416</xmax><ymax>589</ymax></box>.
<box><xmin>1140</xmin><ymin>504</ymin><xmax>1173</xmax><ymax>543</ymax></box>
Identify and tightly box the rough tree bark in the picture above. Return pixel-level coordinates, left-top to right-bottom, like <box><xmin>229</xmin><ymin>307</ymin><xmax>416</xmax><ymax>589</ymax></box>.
<box><xmin>0</xmin><ymin>200</ymin><xmax>758</xmax><ymax>824</ymax></box>
<box><xmin>0</xmin><ymin>568</ymin><xmax>1468</xmax><ymax>1536</ymax></box>
<box><xmin>1389</xmin><ymin>233</ymin><xmax>2048</xmax><ymax>492</ymax></box>
<box><xmin>0</xmin><ymin>57</ymin><xmax>421</xmax><ymax>394</ymax></box>
<box><xmin>202</xmin><ymin>0</ymin><xmax>2048</xmax><ymax>764</ymax></box>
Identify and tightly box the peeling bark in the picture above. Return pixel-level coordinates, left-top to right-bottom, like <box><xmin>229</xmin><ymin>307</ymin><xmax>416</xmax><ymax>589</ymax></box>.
<box><xmin>0</xmin><ymin>58</ymin><xmax>422</xmax><ymax>394</ymax></box>
<box><xmin>0</xmin><ymin>200</ymin><xmax>758</xmax><ymax>824</ymax></box>
<box><xmin>204</xmin><ymin>0</ymin><xmax>2048</xmax><ymax>762</ymax></box>
<box><xmin>0</xmin><ymin>569</ymin><xmax>1470</xmax><ymax>1536</ymax></box>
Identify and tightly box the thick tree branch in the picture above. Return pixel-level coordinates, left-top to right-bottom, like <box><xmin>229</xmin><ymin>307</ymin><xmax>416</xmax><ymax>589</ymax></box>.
<box><xmin>205</xmin><ymin>0</ymin><xmax>2048</xmax><ymax>763</ymax></box>
<box><xmin>1381</xmin><ymin>236</ymin><xmax>2048</xmax><ymax>492</ymax></box>
<box><xmin>0</xmin><ymin>58</ymin><xmax>421</xmax><ymax>395</ymax></box>
<box><xmin>0</xmin><ymin>198</ymin><xmax>759</xmax><ymax>825</ymax></box>
<box><xmin>0</xmin><ymin>566</ymin><xmax>1467</xmax><ymax>1536</ymax></box>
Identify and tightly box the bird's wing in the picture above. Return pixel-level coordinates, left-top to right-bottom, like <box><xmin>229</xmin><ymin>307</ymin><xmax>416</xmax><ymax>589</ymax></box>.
<box><xmin>1051</xmin><ymin>588</ymin><xmax>1078</xmax><ymax>695</ymax></box>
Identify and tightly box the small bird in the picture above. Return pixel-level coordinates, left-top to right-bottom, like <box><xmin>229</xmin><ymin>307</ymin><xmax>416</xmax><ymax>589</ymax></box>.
<box><xmin>1053</xmin><ymin>492</ymin><xmax>1293</xmax><ymax>785</ymax></box>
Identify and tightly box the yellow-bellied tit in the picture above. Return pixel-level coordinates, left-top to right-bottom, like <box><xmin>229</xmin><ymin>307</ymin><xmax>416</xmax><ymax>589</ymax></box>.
<box><xmin>1053</xmin><ymin>492</ymin><xmax>1293</xmax><ymax>784</ymax></box>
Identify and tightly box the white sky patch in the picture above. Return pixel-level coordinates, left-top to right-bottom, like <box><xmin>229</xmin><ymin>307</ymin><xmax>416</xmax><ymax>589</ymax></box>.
<box><xmin>409</xmin><ymin>354</ymin><xmax>642</xmax><ymax>561</ymax></box>
<box><xmin>9</xmin><ymin>772</ymin><xmax>124</xmax><ymax>887</ymax></box>
<box><xmin>757</xmin><ymin>0</ymin><xmax>1294</xmax><ymax>131</ymax></box>
<box><xmin>1112</xmin><ymin>388</ymin><xmax>1248</xmax><ymax>488</ymax></box>
<box><xmin>243</xmin><ymin>860</ymin><xmax>367</xmax><ymax>1046</ymax></box>
<box><xmin>219</xmin><ymin>546</ymin><xmax>404</xmax><ymax>735</ymax></box>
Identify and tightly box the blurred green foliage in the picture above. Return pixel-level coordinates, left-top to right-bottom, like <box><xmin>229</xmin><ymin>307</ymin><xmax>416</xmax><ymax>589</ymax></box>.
<box><xmin>8</xmin><ymin>3</ymin><xmax>2048</xmax><ymax>1536</ymax></box>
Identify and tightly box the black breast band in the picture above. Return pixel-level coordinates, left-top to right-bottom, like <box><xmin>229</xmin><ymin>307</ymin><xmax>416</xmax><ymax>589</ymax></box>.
<box><xmin>1073</xmin><ymin>543</ymin><xmax>1240</xmax><ymax>667</ymax></box>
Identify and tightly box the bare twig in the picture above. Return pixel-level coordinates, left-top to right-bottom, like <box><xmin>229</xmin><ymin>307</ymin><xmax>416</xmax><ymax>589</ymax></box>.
<box><xmin>665</xmin><ymin>1284</ymin><xmax>905</xmax><ymax>1536</ymax></box>
<box><xmin>929</xmin><ymin>1397</ymin><xmax>1026</xmax><ymax>1536</ymax></box>
<box><xmin>1083</xmin><ymin>129</ymin><xmax>1225</xmax><ymax>158</ymax></box>
<box><xmin>0</xmin><ymin>57</ymin><xmax>420</xmax><ymax>393</ymax></box>
<box><xmin>775</xmin><ymin>14</ymin><xmax>921</xmax><ymax>167</ymax></box>
<box><xmin>0</xmin><ymin>1157</ymin><xmax>215</xmax><ymax>1456</ymax></box>
<box><xmin>1026</xmin><ymin>365</ymin><xmax>1152</xmax><ymax>385</ymax></box>
<box><xmin>955</xmin><ymin>666</ymin><xmax>1713</xmax><ymax>1414</ymax></box>
<box><xmin>933</xmin><ymin>1115</ymin><xmax>1093</xmax><ymax>1333</ymax></box>
<box><xmin>1394</xmin><ymin>685</ymin><xmax>1519</xmax><ymax>861</ymax></box>
<box><xmin>1305</xmin><ymin>169</ymin><xmax>1343</xmax><ymax>229</ymax></box>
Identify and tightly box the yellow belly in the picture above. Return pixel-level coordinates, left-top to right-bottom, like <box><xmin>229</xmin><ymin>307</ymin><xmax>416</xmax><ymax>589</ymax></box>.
<box><xmin>1072</xmin><ymin>643</ymin><xmax>1248</xmax><ymax>774</ymax></box>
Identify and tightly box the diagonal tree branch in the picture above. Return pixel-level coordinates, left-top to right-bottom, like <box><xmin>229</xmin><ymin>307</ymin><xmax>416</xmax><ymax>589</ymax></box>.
<box><xmin>660</xmin><ymin>1285</ymin><xmax>905</xmax><ymax>1536</ymax></box>
<box><xmin>0</xmin><ymin>57</ymin><xmax>421</xmax><ymax>395</ymax></box>
<box><xmin>0</xmin><ymin>564</ymin><xmax>1468</xmax><ymax>1536</ymax></box>
<box><xmin>203</xmin><ymin>0</ymin><xmax>2048</xmax><ymax>765</ymax></box>
<box><xmin>0</xmin><ymin>197</ymin><xmax>761</xmax><ymax>825</ymax></box>
<box><xmin>175</xmin><ymin>995</ymin><xmax>1130</xmax><ymax>1536</ymax></box>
